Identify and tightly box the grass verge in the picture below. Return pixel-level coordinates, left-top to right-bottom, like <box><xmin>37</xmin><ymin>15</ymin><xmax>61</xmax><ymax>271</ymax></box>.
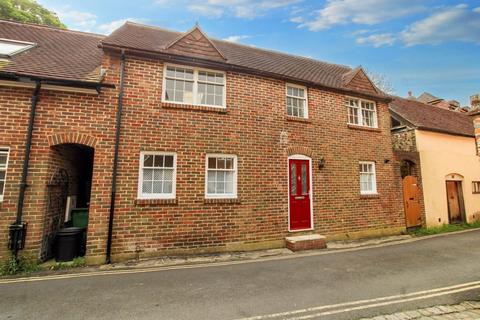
<box><xmin>0</xmin><ymin>256</ymin><xmax>86</xmax><ymax>276</ymax></box>
<box><xmin>409</xmin><ymin>221</ymin><xmax>480</xmax><ymax>236</ymax></box>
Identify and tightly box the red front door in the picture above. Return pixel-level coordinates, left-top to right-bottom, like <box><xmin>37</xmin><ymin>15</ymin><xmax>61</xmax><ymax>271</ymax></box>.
<box><xmin>289</xmin><ymin>159</ymin><xmax>312</xmax><ymax>230</ymax></box>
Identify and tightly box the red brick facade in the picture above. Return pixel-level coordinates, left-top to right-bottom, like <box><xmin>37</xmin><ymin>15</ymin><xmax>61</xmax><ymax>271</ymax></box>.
<box><xmin>0</xmin><ymin>47</ymin><xmax>406</xmax><ymax>263</ymax></box>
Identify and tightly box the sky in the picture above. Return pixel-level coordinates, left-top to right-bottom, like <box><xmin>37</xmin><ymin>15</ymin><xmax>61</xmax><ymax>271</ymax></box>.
<box><xmin>37</xmin><ymin>0</ymin><xmax>480</xmax><ymax>106</ymax></box>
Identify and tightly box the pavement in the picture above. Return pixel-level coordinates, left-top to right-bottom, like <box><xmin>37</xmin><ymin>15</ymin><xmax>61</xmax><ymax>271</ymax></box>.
<box><xmin>360</xmin><ymin>301</ymin><xmax>480</xmax><ymax>320</ymax></box>
<box><xmin>0</xmin><ymin>229</ymin><xmax>479</xmax><ymax>320</ymax></box>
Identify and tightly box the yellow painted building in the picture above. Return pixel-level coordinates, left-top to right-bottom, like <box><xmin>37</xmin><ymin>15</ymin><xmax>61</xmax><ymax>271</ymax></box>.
<box><xmin>390</xmin><ymin>97</ymin><xmax>480</xmax><ymax>228</ymax></box>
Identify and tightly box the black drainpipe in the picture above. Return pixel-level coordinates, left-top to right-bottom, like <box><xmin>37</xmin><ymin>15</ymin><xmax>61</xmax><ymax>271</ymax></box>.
<box><xmin>106</xmin><ymin>50</ymin><xmax>126</xmax><ymax>264</ymax></box>
<box><xmin>9</xmin><ymin>81</ymin><xmax>41</xmax><ymax>258</ymax></box>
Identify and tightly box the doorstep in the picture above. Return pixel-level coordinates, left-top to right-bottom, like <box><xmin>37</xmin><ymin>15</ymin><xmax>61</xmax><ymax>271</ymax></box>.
<box><xmin>285</xmin><ymin>234</ymin><xmax>327</xmax><ymax>251</ymax></box>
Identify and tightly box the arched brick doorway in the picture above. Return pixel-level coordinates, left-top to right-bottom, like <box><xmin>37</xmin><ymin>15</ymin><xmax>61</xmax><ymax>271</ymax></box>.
<box><xmin>41</xmin><ymin>137</ymin><xmax>95</xmax><ymax>261</ymax></box>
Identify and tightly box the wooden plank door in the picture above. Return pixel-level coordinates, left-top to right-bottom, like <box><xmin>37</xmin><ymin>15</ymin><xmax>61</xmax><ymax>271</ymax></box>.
<box><xmin>289</xmin><ymin>159</ymin><xmax>312</xmax><ymax>231</ymax></box>
<box><xmin>402</xmin><ymin>176</ymin><xmax>422</xmax><ymax>227</ymax></box>
<box><xmin>446</xmin><ymin>181</ymin><xmax>463</xmax><ymax>223</ymax></box>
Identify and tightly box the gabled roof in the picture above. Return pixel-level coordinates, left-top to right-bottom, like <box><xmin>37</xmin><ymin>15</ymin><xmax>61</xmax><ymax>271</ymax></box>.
<box><xmin>102</xmin><ymin>22</ymin><xmax>386</xmax><ymax>99</ymax></box>
<box><xmin>389</xmin><ymin>97</ymin><xmax>475</xmax><ymax>138</ymax></box>
<box><xmin>0</xmin><ymin>19</ymin><xmax>104</xmax><ymax>83</ymax></box>
<box><xmin>342</xmin><ymin>66</ymin><xmax>381</xmax><ymax>95</ymax></box>
<box><xmin>165</xmin><ymin>26</ymin><xmax>226</xmax><ymax>61</ymax></box>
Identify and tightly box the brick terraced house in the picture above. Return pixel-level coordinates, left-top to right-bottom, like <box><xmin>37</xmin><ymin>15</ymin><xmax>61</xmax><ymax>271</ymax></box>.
<box><xmin>0</xmin><ymin>19</ymin><xmax>406</xmax><ymax>264</ymax></box>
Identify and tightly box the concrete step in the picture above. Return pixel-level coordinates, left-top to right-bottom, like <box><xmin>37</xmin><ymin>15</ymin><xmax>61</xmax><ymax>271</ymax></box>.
<box><xmin>285</xmin><ymin>234</ymin><xmax>327</xmax><ymax>251</ymax></box>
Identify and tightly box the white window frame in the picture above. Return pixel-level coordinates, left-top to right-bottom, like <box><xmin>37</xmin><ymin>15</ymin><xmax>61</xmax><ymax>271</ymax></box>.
<box><xmin>359</xmin><ymin>161</ymin><xmax>377</xmax><ymax>195</ymax></box>
<box><xmin>205</xmin><ymin>154</ymin><xmax>238</xmax><ymax>199</ymax></box>
<box><xmin>346</xmin><ymin>97</ymin><xmax>378</xmax><ymax>128</ymax></box>
<box><xmin>162</xmin><ymin>63</ymin><xmax>227</xmax><ymax>108</ymax></box>
<box><xmin>137</xmin><ymin>151</ymin><xmax>177</xmax><ymax>200</ymax></box>
<box><xmin>0</xmin><ymin>38</ymin><xmax>35</xmax><ymax>58</ymax></box>
<box><xmin>286</xmin><ymin>83</ymin><xmax>308</xmax><ymax>119</ymax></box>
<box><xmin>0</xmin><ymin>147</ymin><xmax>10</xmax><ymax>202</ymax></box>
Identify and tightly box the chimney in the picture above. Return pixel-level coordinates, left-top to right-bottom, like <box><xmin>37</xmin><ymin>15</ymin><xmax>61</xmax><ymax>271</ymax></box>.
<box><xmin>470</xmin><ymin>109</ymin><xmax>480</xmax><ymax>155</ymax></box>
<box><xmin>407</xmin><ymin>91</ymin><xmax>415</xmax><ymax>100</ymax></box>
<box><xmin>471</xmin><ymin>93</ymin><xmax>480</xmax><ymax>110</ymax></box>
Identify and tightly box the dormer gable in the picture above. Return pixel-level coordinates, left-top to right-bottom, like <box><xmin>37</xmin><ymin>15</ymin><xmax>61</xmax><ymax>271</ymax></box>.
<box><xmin>342</xmin><ymin>66</ymin><xmax>380</xmax><ymax>95</ymax></box>
<box><xmin>164</xmin><ymin>25</ymin><xmax>226</xmax><ymax>62</ymax></box>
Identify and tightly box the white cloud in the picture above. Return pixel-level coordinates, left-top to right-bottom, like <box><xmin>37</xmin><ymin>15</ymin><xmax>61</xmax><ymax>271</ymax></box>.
<box><xmin>297</xmin><ymin>0</ymin><xmax>426</xmax><ymax>31</ymax></box>
<box><xmin>187</xmin><ymin>0</ymin><xmax>301</xmax><ymax>19</ymax></box>
<box><xmin>223</xmin><ymin>35</ymin><xmax>250</xmax><ymax>43</ymax></box>
<box><xmin>56</xmin><ymin>9</ymin><xmax>98</xmax><ymax>31</ymax></box>
<box><xmin>356</xmin><ymin>33</ymin><xmax>395</xmax><ymax>47</ymax></box>
<box><xmin>97</xmin><ymin>18</ymin><xmax>145</xmax><ymax>34</ymax></box>
<box><xmin>50</xmin><ymin>6</ymin><xmax>147</xmax><ymax>35</ymax></box>
<box><xmin>401</xmin><ymin>5</ymin><xmax>480</xmax><ymax>46</ymax></box>
<box><xmin>474</xmin><ymin>7</ymin><xmax>480</xmax><ymax>13</ymax></box>
<box><xmin>290</xmin><ymin>16</ymin><xmax>304</xmax><ymax>23</ymax></box>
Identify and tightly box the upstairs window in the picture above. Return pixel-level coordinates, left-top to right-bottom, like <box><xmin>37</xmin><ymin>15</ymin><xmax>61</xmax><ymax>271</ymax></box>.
<box><xmin>347</xmin><ymin>98</ymin><xmax>378</xmax><ymax>128</ymax></box>
<box><xmin>286</xmin><ymin>84</ymin><xmax>308</xmax><ymax>118</ymax></box>
<box><xmin>163</xmin><ymin>65</ymin><xmax>225</xmax><ymax>108</ymax></box>
<box><xmin>359</xmin><ymin>161</ymin><xmax>377</xmax><ymax>195</ymax></box>
<box><xmin>138</xmin><ymin>152</ymin><xmax>176</xmax><ymax>199</ymax></box>
<box><xmin>0</xmin><ymin>39</ymin><xmax>35</xmax><ymax>58</ymax></box>
<box><xmin>0</xmin><ymin>148</ymin><xmax>9</xmax><ymax>202</ymax></box>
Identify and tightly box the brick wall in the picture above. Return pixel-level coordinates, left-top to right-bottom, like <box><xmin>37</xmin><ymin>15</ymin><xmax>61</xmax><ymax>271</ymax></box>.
<box><xmin>0</xmin><ymin>51</ymin><xmax>405</xmax><ymax>262</ymax></box>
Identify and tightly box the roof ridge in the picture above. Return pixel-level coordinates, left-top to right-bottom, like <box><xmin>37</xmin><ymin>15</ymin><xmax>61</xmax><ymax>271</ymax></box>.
<box><xmin>122</xmin><ymin>21</ymin><xmax>352</xmax><ymax>72</ymax></box>
<box><xmin>0</xmin><ymin>18</ymin><xmax>105</xmax><ymax>38</ymax></box>
<box><xmin>391</xmin><ymin>96</ymin><xmax>472</xmax><ymax>118</ymax></box>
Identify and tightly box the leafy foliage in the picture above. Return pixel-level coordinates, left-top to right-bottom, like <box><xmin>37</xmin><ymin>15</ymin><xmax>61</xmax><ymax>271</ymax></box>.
<box><xmin>0</xmin><ymin>255</ymin><xmax>42</xmax><ymax>276</ymax></box>
<box><xmin>409</xmin><ymin>221</ymin><xmax>480</xmax><ymax>237</ymax></box>
<box><xmin>0</xmin><ymin>0</ymin><xmax>66</xmax><ymax>28</ymax></box>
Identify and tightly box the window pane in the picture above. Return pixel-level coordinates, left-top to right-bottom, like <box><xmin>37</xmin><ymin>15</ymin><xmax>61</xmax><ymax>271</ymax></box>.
<box><xmin>206</xmin><ymin>95</ymin><xmax>214</xmax><ymax>105</ymax></box>
<box><xmin>301</xmin><ymin>164</ymin><xmax>307</xmax><ymax>194</ymax></box>
<box><xmin>217</xmin><ymin>181</ymin><xmax>225</xmax><ymax>193</ymax></box>
<box><xmin>215</xmin><ymin>74</ymin><xmax>224</xmax><ymax>84</ymax></box>
<box><xmin>154</xmin><ymin>155</ymin><xmax>164</xmax><ymax>168</ymax></box>
<box><xmin>143</xmin><ymin>169</ymin><xmax>153</xmax><ymax>180</ymax></box>
<box><xmin>142</xmin><ymin>181</ymin><xmax>152</xmax><ymax>193</ymax></box>
<box><xmin>208</xmin><ymin>158</ymin><xmax>217</xmax><ymax>169</ymax></box>
<box><xmin>0</xmin><ymin>181</ymin><xmax>4</xmax><ymax>195</ymax></box>
<box><xmin>163</xmin><ymin>169</ymin><xmax>173</xmax><ymax>181</ymax></box>
<box><xmin>166</xmin><ymin>67</ymin><xmax>175</xmax><ymax>78</ymax></box>
<box><xmin>144</xmin><ymin>155</ymin><xmax>154</xmax><ymax>167</ymax></box>
<box><xmin>198</xmin><ymin>71</ymin><xmax>206</xmax><ymax>81</ymax></box>
<box><xmin>153</xmin><ymin>169</ymin><xmax>163</xmax><ymax>181</ymax></box>
<box><xmin>291</xmin><ymin>164</ymin><xmax>297</xmax><ymax>195</ymax></box>
<box><xmin>225</xmin><ymin>171</ymin><xmax>234</xmax><ymax>182</ymax></box>
<box><xmin>152</xmin><ymin>181</ymin><xmax>162</xmax><ymax>193</ymax></box>
<box><xmin>217</xmin><ymin>171</ymin><xmax>225</xmax><ymax>182</ymax></box>
<box><xmin>163</xmin><ymin>181</ymin><xmax>173</xmax><ymax>193</ymax></box>
<box><xmin>225</xmin><ymin>180</ymin><xmax>233</xmax><ymax>193</ymax></box>
<box><xmin>164</xmin><ymin>156</ymin><xmax>174</xmax><ymax>168</ymax></box>
<box><xmin>0</xmin><ymin>171</ymin><xmax>5</xmax><ymax>180</ymax></box>
<box><xmin>208</xmin><ymin>171</ymin><xmax>216</xmax><ymax>183</ymax></box>
<box><xmin>217</xmin><ymin>158</ymin><xmax>225</xmax><ymax>169</ymax></box>
<box><xmin>225</xmin><ymin>158</ymin><xmax>233</xmax><ymax>170</ymax></box>
<box><xmin>207</xmin><ymin>181</ymin><xmax>216</xmax><ymax>193</ymax></box>
<box><xmin>207</xmin><ymin>73</ymin><xmax>215</xmax><ymax>83</ymax></box>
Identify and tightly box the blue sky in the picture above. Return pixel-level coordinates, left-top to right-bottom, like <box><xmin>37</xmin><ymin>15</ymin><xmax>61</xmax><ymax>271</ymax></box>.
<box><xmin>37</xmin><ymin>0</ymin><xmax>480</xmax><ymax>106</ymax></box>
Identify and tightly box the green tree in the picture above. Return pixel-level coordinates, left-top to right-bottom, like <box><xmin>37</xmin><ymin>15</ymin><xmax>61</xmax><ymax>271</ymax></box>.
<box><xmin>0</xmin><ymin>0</ymin><xmax>66</xmax><ymax>28</ymax></box>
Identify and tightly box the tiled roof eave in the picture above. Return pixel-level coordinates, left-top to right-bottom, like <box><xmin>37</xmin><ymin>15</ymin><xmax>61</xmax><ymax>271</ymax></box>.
<box><xmin>101</xmin><ymin>43</ymin><xmax>391</xmax><ymax>102</ymax></box>
<box><xmin>416</xmin><ymin>126</ymin><xmax>475</xmax><ymax>138</ymax></box>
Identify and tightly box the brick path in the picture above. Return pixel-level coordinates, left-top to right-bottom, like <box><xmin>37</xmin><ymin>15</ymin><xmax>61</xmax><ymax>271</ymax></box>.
<box><xmin>360</xmin><ymin>301</ymin><xmax>480</xmax><ymax>320</ymax></box>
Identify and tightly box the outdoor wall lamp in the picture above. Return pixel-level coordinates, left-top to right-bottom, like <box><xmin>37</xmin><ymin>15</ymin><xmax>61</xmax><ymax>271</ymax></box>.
<box><xmin>318</xmin><ymin>157</ymin><xmax>326</xmax><ymax>169</ymax></box>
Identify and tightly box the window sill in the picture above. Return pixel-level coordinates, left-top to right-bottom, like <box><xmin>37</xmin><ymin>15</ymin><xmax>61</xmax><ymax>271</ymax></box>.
<box><xmin>359</xmin><ymin>193</ymin><xmax>380</xmax><ymax>199</ymax></box>
<box><xmin>286</xmin><ymin>116</ymin><xmax>311</xmax><ymax>123</ymax></box>
<box><xmin>135</xmin><ymin>198</ymin><xmax>178</xmax><ymax>206</ymax></box>
<box><xmin>162</xmin><ymin>102</ymin><xmax>228</xmax><ymax>114</ymax></box>
<box><xmin>347</xmin><ymin>124</ymin><xmax>381</xmax><ymax>132</ymax></box>
<box><xmin>204</xmin><ymin>198</ymin><xmax>241</xmax><ymax>204</ymax></box>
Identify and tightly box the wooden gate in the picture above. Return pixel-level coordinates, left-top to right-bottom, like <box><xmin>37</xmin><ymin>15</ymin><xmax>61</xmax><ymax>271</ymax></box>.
<box><xmin>402</xmin><ymin>176</ymin><xmax>422</xmax><ymax>227</ymax></box>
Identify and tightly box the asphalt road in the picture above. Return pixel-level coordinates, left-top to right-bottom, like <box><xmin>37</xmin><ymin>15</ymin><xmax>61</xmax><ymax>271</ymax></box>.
<box><xmin>1</xmin><ymin>230</ymin><xmax>480</xmax><ymax>320</ymax></box>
